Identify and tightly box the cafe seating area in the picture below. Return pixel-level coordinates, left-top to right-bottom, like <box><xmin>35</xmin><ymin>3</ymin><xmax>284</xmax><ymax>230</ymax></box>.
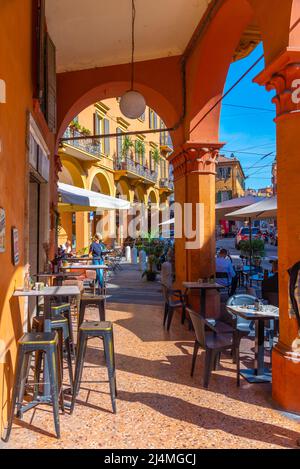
<box><xmin>2</xmin><ymin>257</ymin><xmax>299</xmax><ymax>450</ymax></box>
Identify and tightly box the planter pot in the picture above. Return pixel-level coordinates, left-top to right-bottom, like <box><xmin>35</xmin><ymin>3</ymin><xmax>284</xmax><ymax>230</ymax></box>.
<box><xmin>146</xmin><ymin>271</ymin><xmax>157</xmax><ymax>281</ymax></box>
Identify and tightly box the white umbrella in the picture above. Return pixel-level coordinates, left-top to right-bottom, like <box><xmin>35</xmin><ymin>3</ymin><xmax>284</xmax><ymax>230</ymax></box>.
<box><xmin>226</xmin><ymin>196</ymin><xmax>277</xmax><ymax>220</ymax></box>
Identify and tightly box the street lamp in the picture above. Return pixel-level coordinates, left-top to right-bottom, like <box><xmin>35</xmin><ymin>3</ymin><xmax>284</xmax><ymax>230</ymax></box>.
<box><xmin>119</xmin><ymin>0</ymin><xmax>146</xmax><ymax>120</ymax></box>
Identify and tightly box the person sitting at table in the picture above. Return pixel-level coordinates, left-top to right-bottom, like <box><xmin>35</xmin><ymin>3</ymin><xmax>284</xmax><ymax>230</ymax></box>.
<box><xmin>262</xmin><ymin>260</ymin><xmax>279</xmax><ymax>306</ymax></box>
<box><xmin>216</xmin><ymin>249</ymin><xmax>238</xmax><ymax>296</ymax></box>
<box><xmin>89</xmin><ymin>233</ymin><xmax>106</xmax><ymax>289</ymax></box>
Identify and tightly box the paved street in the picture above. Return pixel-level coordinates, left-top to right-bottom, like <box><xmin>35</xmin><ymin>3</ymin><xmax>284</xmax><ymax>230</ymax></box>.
<box><xmin>216</xmin><ymin>237</ymin><xmax>278</xmax><ymax>270</ymax></box>
<box><xmin>3</xmin><ymin>264</ymin><xmax>299</xmax><ymax>450</ymax></box>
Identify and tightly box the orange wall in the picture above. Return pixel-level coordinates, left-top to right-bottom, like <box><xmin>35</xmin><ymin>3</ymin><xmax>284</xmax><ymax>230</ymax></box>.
<box><xmin>0</xmin><ymin>0</ymin><xmax>33</xmax><ymax>433</ymax></box>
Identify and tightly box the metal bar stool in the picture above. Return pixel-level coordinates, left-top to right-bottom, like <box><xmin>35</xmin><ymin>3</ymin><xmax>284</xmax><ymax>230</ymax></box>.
<box><xmin>32</xmin><ymin>315</ymin><xmax>73</xmax><ymax>394</ymax></box>
<box><xmin>2</xmin><ymin>332</ymin><xmax>62</xmax><ymax>442</ymax></box>
<box><xmin>78</xmin><ymin>295</ymin><xmax>106</xmax><ymax>328</ymax></box>
<box><xmin>51</xmin><ymin>303</ymin><xmax>75</xmax><ymax>357</ymax></box>
<box><xmin>70</xmin><ymin>321</ymin><xmax>117</xmax><ymax>414</ymax></box>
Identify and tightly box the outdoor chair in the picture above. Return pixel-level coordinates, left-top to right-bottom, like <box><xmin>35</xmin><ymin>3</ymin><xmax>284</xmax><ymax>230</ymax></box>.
<box><xmin>215</xmin><ymin>272</ymin><xmax>231</xmax><ymax>296</ymax></box>
<box><xmin>161</xmin><ymin>284</ymin><xmax>186</xmax><ymax>331</ymax></box>
<box><xmin>186</xmin><ymin>307</ymin><xmax>234</xmax><ymax>388</ymax></box>
<box><xmin>226</xmin><ymin>294</ymin><xmax>258</xmax><ymax>363</ymax></box>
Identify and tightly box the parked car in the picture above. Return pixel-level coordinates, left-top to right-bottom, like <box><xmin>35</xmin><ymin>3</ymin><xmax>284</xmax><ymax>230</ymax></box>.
<box><xmin>235</xmin><ymin>227</ymin><xmax>261</xmax><ymax>249</ymax></box>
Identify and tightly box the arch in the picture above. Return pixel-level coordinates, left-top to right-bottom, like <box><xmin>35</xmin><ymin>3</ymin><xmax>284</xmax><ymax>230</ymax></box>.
<box><xmin>147</xmin><ymin>188</ymin><xmax>159</xmax><ymax>205</ymax></box>
<box><xmin>116</xmin><ymin>179</ymin><xmax>131</xmax><ymax>202</ymax></box>
<box><xmin>185</xmin><ymin>0</ymin><xmax>297</xmax><ymax>142</ymax></box>
<box><xmin>56</xmin><ymin>56</ymin><xmax>184</xmax><ymax>151</ymax></box>
<box><xmin>133</xmin><ymin>185</ymin><xmax>146</xmax><ymax>205</ymax></box>
<box><xmin>59</xmin><ymin>156</ymin><xmax>86</xmax><ymax>188</ymax></box>
<box><xmin>89</xmin><ymin>169</ymin><xmax>113</xmax><ymax>196</ymax></box>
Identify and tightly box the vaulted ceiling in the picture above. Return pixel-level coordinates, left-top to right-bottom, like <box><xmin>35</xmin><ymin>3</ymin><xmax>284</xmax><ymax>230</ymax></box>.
<box><xmin>45</xmin><ymin>0</ymin><xmax>213</xmax><ymax>73</ymax></box>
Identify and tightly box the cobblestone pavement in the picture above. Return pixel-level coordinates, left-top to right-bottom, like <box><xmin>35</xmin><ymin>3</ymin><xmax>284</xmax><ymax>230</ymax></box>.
<box><xmin>3</xmin><ymin>264</ymin><xmax>300</xmax><ymax>449</ymax></box>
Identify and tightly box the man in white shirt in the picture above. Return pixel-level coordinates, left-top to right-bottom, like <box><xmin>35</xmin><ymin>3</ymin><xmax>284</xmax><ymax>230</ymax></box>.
<box><xmin>216</xmin><ymin>249</ymin><xmax>238</xmax><ymax>295</ymax></box>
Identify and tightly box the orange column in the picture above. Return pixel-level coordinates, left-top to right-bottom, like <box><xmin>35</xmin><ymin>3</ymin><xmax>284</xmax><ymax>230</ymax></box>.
<box><xmin>256</xmin><ymin>52</ymin><xmax>300</xmax><ymax>413</ymax></box>
<box><xmin>171</xmin><ymin>143</ymin><xmax>222</xmax><ymax>313</ymax></box>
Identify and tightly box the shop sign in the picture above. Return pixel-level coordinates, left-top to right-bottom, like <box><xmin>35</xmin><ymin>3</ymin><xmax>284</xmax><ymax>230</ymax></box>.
<box><xmin>11</xmin><ymin>227</ymin><xmax>19</xmax><ymax>265</ymax></box>
<box><xmin>0</xmin><ymin>208</ymin><xmax>5</xmax><ymax>253</ymax></box>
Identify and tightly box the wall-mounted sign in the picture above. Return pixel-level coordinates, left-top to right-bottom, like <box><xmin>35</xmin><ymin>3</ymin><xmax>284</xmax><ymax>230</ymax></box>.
<box><xmin>11</xmin><ymin>227</ymin><xmax>19</xmax><ymax>265</ymax></box>
<box><xmin>0</xmin><ymin>208</ymin><xmax>5</xmax><ymax>252</ymax></box>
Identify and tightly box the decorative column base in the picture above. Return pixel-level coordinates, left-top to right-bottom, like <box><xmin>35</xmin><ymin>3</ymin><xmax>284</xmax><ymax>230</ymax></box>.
<box><xmin>272</xmin><ymin>343</ymin><xmax>300</xmax><ymax>414</ymax></box>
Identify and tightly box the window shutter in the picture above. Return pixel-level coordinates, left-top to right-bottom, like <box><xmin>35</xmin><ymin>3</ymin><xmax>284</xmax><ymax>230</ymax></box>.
<box><xmin>37</xmin><ymin>0</ymin><xmax>46</xmax><ymax>109</ymax></box>
<box><xmin>45</xmin><ymin>34</ymin><xmax>57</xmax><ymax>132</ymax></box>
<box><xmin>217</xmin><ymin>191</ymin><xmax>222</xmax><ymax>203</ymax></box>
<box><xmin>104</xmin><ymin>118</ymin><xmax>110</xmax><ymax>155</ymax></box>
<box><xmin>116</xmin><ymin>128</ymin><xmax>122</xmax><ymax>160</ymax></box>
<box><xmin>154</xmin><ymin>112</ymin><xmax>157</xmax><ymax>129</ymax></box>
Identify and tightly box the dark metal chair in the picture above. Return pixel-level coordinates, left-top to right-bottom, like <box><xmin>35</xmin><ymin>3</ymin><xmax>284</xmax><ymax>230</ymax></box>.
<box><xmin>161</xmin><ymin>284</ymin><xmax>186</xmax><ymax>330</ymax></box>
<box><xmin>187</xmin><ymin>307</ymin><xmax>233</xmax><ymax>388</ymax></box>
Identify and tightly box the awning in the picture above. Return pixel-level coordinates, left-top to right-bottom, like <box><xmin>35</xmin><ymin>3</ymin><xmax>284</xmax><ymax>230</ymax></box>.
<box><xmin>58</xmin><ymin>182</ymin><xmax>130</xmax><ymax>211</ymax></box>
<box><xmin>226</xmin><ymin>196</ymin><xmax>277</xmax><ymax>220</ymax></box>
<box><xmin>216</xmin><ymin>196</ymin><xmax>262</xmax><ymax>211</ymax></box>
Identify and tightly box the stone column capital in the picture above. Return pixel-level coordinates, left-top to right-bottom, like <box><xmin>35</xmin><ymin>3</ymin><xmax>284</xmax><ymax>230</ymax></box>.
<box><xmin>255</xmin><ymin>50</ymin><xmax>300</xmax><ymax>121</ymax></box>
<box><xmin>171</xmin><ymin>142</ymin><xmax>224</xmax><ymax>181</ymax></box>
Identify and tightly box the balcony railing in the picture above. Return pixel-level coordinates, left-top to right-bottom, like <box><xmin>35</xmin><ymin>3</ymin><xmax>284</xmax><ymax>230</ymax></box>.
<box><xmin>159</xmin><ymin>178</ymin><xmax>174</xmax><ymax>191</ymax></box>
<box><xmin>114</xmin><ymin>157</ymin><xmax>158</xmax><ymax>183</ymax></box>
<box><xmin>63</xmin><ymin>127</ymin><xmax>101</xmax><ymax>158</ymax></box>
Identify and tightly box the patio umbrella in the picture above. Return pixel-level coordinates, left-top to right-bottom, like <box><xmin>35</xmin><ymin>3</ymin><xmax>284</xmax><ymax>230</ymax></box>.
<box><xmin>225</xmin><ymin>196</ymin><xmax>277</xmax><ymax>269</ymax></box>
<box><xmin>216</xmin><ymin>196</ymin><xmax>262</xmax><ymax>220</ymax></box>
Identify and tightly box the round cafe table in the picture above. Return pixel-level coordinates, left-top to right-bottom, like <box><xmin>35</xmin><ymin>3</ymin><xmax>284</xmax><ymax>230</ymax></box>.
<box><xmin>227</xmin><ymin>303</ymin><xmax>279</xmax><ymax>384</ymax></box>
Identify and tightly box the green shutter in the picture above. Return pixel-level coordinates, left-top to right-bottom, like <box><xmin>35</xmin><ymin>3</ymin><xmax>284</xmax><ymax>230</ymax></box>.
<box><xmin>217</xmin><ymin>191</ymin><xmax>222</xmax><ymax>203</ymax></box>
<box><xmin>45</xmin><ymin>33</ymin><xmax>56</xmax><ymax>132</ymax></box>
<box><xmin>104</xmin><ymin>118</ymin><xmax>110</xmax><ymax>155</ymax></box>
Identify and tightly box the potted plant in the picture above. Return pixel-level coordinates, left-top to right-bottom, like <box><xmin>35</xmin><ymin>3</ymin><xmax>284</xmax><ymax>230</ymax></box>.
<box><xmin>69</xmin><ymin>120</ymin><xmax>81</xmax><ymax>133</ymax></box>
<box><xmin>151</xmin><ymin>146</ymin><xmax>161</xmax><ymax>164</ymax></box>
<box><xmin>122</xmin><ymin>136</ymin><xmax>134</xmax><ymax>161</ymax></box>
<box><xmin>142</xmin><ymin>254</ymin><xmax>158</xmax><ymax>281</ymax></box>
<box><xmin>239</xmin><ymin>239</ymin><xmax>265</xmax><ymax>259</ymax></box>
<box><xmin>135</xmin><ymin>140</ymin><xmax>145</xmax><ymax>162</ymax></box>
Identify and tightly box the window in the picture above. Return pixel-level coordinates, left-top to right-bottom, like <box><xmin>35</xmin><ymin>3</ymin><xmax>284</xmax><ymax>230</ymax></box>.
<box><xmin>217</xmin><ymin>167</ymin><xmax>231</xmax><ymax>180</ymax></box>
<box><xmin>149</xmin><ymin>109</ymin><xmax>157</xmax><ymax>129</ymax></box>
<box><xmin>149</xmin><ymin>151</ymin><xmax>153</xmax><ymax>171</ymax></box>
<box><xmin>103</xmin><ymin>118</ymin><xmax>110</xmax><ymax>155</ymax></box>
<box><xmin>116</xmin><ymin>127</ymin><xmax>123</xmax><ymax>160</ymax></box>
<box><xmin>139</xmin><ymin>111</ymin><xmax>145</xmax><ymax>122</ymax></box>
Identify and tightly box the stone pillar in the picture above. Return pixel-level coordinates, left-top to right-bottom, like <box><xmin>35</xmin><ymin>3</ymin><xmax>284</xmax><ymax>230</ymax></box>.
<box><xmin>255</xmin><ymin>52</ymin><xmax>300</xmax><ymax>413</ymax></box>
<box><xmin>171</xmin><ymin>142</ymin><xmax>222</xmax><ymax>291</ymax></box>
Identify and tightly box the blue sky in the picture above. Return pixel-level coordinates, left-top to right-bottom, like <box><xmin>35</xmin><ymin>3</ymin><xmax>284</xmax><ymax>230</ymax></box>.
<box><xmin>220</xmin><ymin>43</ymin><xmax>276</xmax><ymax>190</ymax></box>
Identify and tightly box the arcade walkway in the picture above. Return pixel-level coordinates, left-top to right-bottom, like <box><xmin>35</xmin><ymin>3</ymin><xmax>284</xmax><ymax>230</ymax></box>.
<box><xmin>2</xmin><ymin>265</ymin><xmax>300</xmax><ymax>449</ymax></box>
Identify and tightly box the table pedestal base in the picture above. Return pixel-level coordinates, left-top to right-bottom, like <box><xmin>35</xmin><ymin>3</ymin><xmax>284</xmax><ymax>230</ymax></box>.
<box><xmin>240</xmin><ymin>368</ymin><xmax>272</xmax><ymax>384</ymax></box>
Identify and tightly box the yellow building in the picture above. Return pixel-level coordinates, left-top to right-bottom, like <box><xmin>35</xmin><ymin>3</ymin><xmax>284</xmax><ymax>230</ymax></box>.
<box><xmin>58</xmin><ymin>99</ymin><xmax>173</xmax><ymax>249</ymax></box>
<box><xmin>216</xmin><ymin>155</ymin><xmax>245</xmax><ymax>203</ymax></box>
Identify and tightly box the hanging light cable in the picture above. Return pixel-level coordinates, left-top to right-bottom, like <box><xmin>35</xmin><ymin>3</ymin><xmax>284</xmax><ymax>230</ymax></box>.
<box><xmin>119</xmin><ymin>0</ymin><xmax>146</xmax><ymax>119</ymax></box>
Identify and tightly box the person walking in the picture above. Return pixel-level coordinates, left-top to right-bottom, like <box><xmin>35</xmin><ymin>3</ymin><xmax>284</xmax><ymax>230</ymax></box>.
<box><xmin>89</xmin><ymin>233</ymin><xmax>106</xmax><ymax>292</ymax></box>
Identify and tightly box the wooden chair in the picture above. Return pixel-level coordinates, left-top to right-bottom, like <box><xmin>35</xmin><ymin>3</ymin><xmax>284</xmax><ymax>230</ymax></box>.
<box><xmin>187</xmin><ymin>307</ymin><xmax>233</xmax><ymax>388</ymax></box>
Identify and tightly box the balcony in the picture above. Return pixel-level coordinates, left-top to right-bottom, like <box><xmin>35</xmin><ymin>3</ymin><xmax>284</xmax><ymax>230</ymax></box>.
<box><xmin>114</xmin><ymin>157</ymin><xmax>158</xmax><ymax>184</ymax></box>
<box><xmin>62</xmin><ymin>127</ymin><xmax>102</xmax><ymax>161</ymax></box>
<box><xmin>159</xmin><ymin>178</ymin><xmax>174</xmax><ymax>192</ymax></box>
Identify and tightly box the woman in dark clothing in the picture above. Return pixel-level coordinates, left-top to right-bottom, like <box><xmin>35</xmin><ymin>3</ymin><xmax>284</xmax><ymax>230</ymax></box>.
<box><xmin>89</xmin><ymin>233</ymin><xmax>105</xmax><ymax>290</ymax></box>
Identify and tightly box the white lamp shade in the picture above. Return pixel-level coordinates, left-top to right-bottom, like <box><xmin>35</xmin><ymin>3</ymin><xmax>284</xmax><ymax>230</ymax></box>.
<box><xmin>119</xmin><ymin>90</ymin><xmax>146</xmax><ymax>119</ymax></box>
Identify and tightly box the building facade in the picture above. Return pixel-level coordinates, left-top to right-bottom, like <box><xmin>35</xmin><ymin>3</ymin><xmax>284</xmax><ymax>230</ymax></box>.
<box><xmin>58</xmin><ymin>100</ymin><xmax>173</xmax><ymax>249</ymax></box>
<box><xmin>216</xmin><ymin>155</ymin><xmax>245</xmax><ymax>202</ymax></box>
